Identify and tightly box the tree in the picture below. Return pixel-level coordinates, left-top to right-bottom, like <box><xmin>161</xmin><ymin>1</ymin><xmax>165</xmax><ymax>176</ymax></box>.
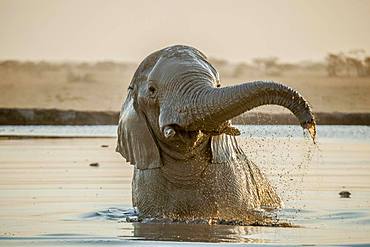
<box><xmin>345</xmin><ymin>57</ymin><xmax>365</xmax><ymax>77</ymax></box>
<box><xmin>252</xmin><ymin>57</ymin><xmax>282</xmax><ymax>76</ymax></box>
<box><xmin>365</xmin><ymin>57</ymin><xmax>370</xmax><ymax>76</ymax></box>
<box><xmin>326</xmin><ymin>53</ymin><xmax>344</xmax><ymax>77</ymax></box>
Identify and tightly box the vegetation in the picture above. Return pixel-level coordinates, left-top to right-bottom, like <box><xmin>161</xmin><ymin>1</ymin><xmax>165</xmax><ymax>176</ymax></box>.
<box><xmin>0</xmin><ymin>50</ymin><xmax>369</xmax><ymax>113</ymax></box>
<box><xmin>326</xmin><ymin>49</ymin><xmax>370</xmax><ymax>77</ymax></box>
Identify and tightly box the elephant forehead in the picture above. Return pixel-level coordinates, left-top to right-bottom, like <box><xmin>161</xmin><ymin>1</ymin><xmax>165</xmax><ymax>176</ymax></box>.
<box><xmin>148</xmin><ymin>56</ymin><xmax>218</xmax><ymax>87</ymax></box>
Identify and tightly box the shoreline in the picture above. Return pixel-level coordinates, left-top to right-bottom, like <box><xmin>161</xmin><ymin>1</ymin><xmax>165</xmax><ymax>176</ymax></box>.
<box><xmin>1</xmin><ymin>107</ymin><xmax>370</xmax><ymax>125</ymax></box>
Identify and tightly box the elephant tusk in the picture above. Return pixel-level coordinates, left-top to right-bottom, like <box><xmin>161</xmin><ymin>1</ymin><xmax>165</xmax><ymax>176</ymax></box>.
<box><xmin>163</xmin><ymin>126</ymin><xmax>176</xmax><ymax>139</ymax></box>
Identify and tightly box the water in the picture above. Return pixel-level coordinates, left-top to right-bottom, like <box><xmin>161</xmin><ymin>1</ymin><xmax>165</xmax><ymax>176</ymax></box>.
<box><xmin>0</xmin><ymin>124</ymin><xmax>369</xmax><ymax>140</ymax></box>
<box><xmin>0</xmin><ymin>125</ymin><xmax>370</xmax><ymax>246</ymax></box>
<box><xmin>0</xmin><ymin>125</ymin><xmax>117</xmax><ymax>137</ymax></box>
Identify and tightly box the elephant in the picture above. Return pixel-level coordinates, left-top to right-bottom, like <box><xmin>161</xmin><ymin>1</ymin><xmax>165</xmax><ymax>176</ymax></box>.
<box><xmin>116</xmin><ymin>45</ymin><xmax>316</xmax><ymax>223</ymax></box>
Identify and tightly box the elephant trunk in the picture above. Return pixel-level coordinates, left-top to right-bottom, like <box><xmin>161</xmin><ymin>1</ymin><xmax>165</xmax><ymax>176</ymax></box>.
<box><xmin>178</xmin><ymin>81</ymin><xmax>316</xmax><ymax>140</ymax></box>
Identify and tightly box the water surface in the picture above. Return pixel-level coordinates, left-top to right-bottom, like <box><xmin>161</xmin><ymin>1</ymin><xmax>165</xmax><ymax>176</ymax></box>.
<box><xmin>0</xmin><ymin>125</ymin><xmax>369</xmax><ymax>246</ymax></box>
<box><xmin>0</xmin><ymin>124</ymin><xmax>369</xmax><ymax>140</ymax></box>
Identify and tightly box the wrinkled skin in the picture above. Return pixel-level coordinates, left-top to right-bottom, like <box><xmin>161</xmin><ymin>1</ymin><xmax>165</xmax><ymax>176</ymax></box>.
<box><xmin>116</xmin><ymin>45</ymin><xmax>316</xmax><ymax>222</ymax></box>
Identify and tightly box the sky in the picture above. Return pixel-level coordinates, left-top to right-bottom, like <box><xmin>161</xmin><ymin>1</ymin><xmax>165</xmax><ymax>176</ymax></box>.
<box><xmin>0</xmin><ymin>0</ymin><xmax>369</xmax><ymax>63</ymax></box>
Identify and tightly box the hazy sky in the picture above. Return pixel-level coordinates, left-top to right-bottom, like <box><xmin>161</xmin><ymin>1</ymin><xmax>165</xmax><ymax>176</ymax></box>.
<box><xmin>1</xmin><ymin>0</ymin><xmax>369</xmax><ymax>62</ymax></box>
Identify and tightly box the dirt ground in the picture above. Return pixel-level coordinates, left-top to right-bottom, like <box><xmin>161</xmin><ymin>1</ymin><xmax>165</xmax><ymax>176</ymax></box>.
<box><xmin>0</xmin><ymin>61</ymin><xmax>369</xmax><ymax>113</ymax></box>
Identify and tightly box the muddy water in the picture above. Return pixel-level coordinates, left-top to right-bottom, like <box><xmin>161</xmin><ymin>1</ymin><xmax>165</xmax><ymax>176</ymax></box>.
<box><xmin>0</xmin><ymin>125</ymin><xmax>369</xmax><ymax>246</ymax></box>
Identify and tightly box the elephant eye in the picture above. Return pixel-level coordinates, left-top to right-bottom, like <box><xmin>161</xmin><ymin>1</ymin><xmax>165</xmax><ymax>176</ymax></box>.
<box><xmin>148</xmin><ymin>85</ymin><xmax>157</xmax><ymax>96</ymax></box>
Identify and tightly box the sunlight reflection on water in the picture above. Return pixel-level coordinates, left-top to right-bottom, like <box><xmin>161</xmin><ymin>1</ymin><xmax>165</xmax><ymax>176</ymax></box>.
<box><xmin>0</xmin><ymin>125</ymin><xmax>370</xmax><ymax>245</ymax></box>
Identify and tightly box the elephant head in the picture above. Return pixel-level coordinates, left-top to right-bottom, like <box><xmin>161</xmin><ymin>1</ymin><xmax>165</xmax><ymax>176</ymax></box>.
<box><xmin>116</xmin><ymin>45</ymin><xmax>315</xmax><ymax>171</ymax></box>
<box><xmin>116</xmin><ymin>45</ymin><xmax>316</xmax><ymax>219</ymax></box>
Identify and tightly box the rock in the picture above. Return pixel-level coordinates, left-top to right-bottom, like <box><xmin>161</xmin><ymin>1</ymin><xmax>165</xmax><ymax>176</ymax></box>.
<box><xmin>101</xmin><ymin>145</ymin><xmax>109</xmax><ymax>148</ymax></box>
<box><xmin>89</xmin><ymin>162</ymin><xmax>99</xmax><ymax>167</ymax></box>
<box><xmin>339</xmin><ymin>191</ymin><xmax>351</xmax><ymax>198</ymax></box>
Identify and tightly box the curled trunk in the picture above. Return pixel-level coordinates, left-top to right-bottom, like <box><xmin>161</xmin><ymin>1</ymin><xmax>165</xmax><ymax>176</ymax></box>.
<box><xmin>171</xmin><ymin>81</ymin><xmax>316</xmax><ymax>139</ymax></box>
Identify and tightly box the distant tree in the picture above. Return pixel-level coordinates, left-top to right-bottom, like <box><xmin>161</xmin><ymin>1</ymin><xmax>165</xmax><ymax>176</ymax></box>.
<box><xmin>345</xmin><ymin>57</ymin><xmax>365</xmax><ymax>77</ymax></box>
<box><xmin>252</xmin><ymin>57</ymin><xmax>282</xmax><ymax>76</ymax></box>
<box><xmin>327</xmin><ymin>50</ymin><xmax>370</xmax><ymax>77</ymax></box>
<box><xmin>253</xmin><ymin>57</ymin><xmax>278</xmax><ymax>70</ymax></box>
<box><xmin>77</xmin><ymin>62</ymin><xmax>92</xmax><ymax>70</ymax></box>
<box><xmin>326</xmin><ymin>53</ymin><xmax>345</xmax><ymax>77</ymax></box>
<box><xmin>277</xmin><ymin>63</ymin><xmax>298</xmax><ymax>71</ymax></box>
<box><xmin>233</xmin><ymin>63</ymin><xmax>250</xmax><ymax>77</ymax></box>
<box><xmin>66</xmin><ymin>69</ymin><xmax>96</xmax><ymax>83</ymax></box>
<box><xmin>95</xmin><ymin>61</ymin><xmax>117</xmax><ymax>70</ymax></box>
<box><xmin>365</xmin><ymin>57</ymin><xmax>370</xmax><ymax>76</ymax></box>
<box><xmin>0</xmin><ymin>60</ymin><xmax>19</xmax><ymax>70</ymax></box>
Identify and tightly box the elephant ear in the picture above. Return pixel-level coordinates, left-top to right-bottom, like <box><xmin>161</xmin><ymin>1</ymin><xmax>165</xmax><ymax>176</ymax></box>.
<box><xmin>116</xmin><ymin>93</ymin><xmax>162</xmax><ymax>170</ymax></box>
<box><xmin>211</xmin><ymin>133</ymin><xmax>245</xmax><ymax>163</ymax></box>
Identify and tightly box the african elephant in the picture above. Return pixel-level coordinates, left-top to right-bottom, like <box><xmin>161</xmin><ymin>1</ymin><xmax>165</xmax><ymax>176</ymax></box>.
<box><xmin>116</xmin><ymin>45</ymin><xmax>316</xmax><ymax>222</ymax></box>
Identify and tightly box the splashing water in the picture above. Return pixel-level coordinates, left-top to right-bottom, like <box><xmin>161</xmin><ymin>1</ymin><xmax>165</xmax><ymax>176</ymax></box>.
<box><xmin>81</xmin><ymin>207</ymin><xmax>139</xmax><ymax>221</ymax></box>
<box><xmin>237</xmin><ymin>124</ymin><xmax>318</xmax><ymax>223</ymax></box>
<box><xmin>82</xmin><ymin>206</ymin><xmax>293</xmax><ymax>228</ymax></box>
<box><xmin>303</xmin><ymin>122</ymin><xmax>317</xmax><ymax>144</ymax></box>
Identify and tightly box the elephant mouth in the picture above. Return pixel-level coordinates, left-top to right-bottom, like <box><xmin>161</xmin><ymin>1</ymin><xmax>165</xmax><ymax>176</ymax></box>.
<box><xmin>161</xmin><ymin>117</ymin><xmax>242</xmax><ymax>141</ymax></box>
<box><xmin>162</xmin><ymin>124</ymin><xmax>200</xmax><ymax>141</ymax></box>
<box><xmin>161</xmin><ymin>122</ymin><xmax>241</xmax><ymax>146</ymax></box>
<box><xmin>160</xmin><ymin>125</ymin><xmax>217</xmax><ymax>153</ymax></box>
